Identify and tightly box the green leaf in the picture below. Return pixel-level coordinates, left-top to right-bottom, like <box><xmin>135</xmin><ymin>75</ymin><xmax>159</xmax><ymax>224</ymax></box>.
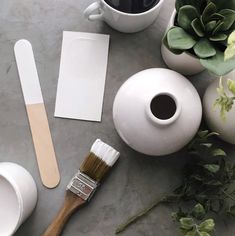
<box><xmin>191</xmin><ymin>18</ymin><xmax>205</xmax><ymax>37</ymax></box>
<box><xmin>200</xmin><ymin>50</ymin><xmax>235</xmax><ymax>76</ymax></box>
<box><xmin>192</xmin><ymin>204</ymin><xmax>206</xmax><ymax>220</ymax></box>
<box><xmin>211</xmin><ymin>148</ymin><xmax>227</xmax><ymax>156</ymax></box>
<box><xmin>198</xmin><ymin>219</ymin><xmax>215</xmax><ymax>232</ymax></box>
<box><xmin>193</xmin><ymin>39</ymin><xmax>216</xmax><ymax>58</ymax></box>
<box><xmin>186</xmin><ymin>230</ymin><xmax>197</xmax><ymax>236</ymax></box>
<box><xmin>209</xmin><ymin>34</ymin><xmax>227</xmax><ymax>42</ymax></box>
<box><xmin>212</xmin><ymin>21</ymin><xmax>224</xmax><ymax>35</ymax></box>
<box><xmin>225</xmin><ymin>31</ymin><xmax>235</xmax><ymax>61</ymax></box>
<box><xmin>210</xmin><ymin>0</ymin><xmax>235</xmax><ymax>11</ymax></box>
<box><xmin>180</xmin><ymin>217</ymin><xmax>194</xmax><ymax>230</ymax></box>
<box><xmin>210</xmin><ymin>13</ymin><xmax>225</xmax><ymax>21</ymax></box>
<box><xmin>200</xmin><ymin>143</ymin><xmax>213</xmax><ymax>148</ymax></box>
<box><xmin>219</xmin><ymin>9</ymin><xmax>235</xmax><ymax>31</ymax></box>
<box><xmin>203</xmin><ymin>164</ymin><xmax>220</xmax><ymax>173</ymax></box>
<box><xmin>228</xmin><ymin>31</ymin><xmax>235</xmax><ymax>45</ymax></box>
<box><xmin>227</xmin><ymin>79</ymin><xmax>235</xmax><ymax>95</ymax></box>
<box><xmin>175</xmin><ymin>0</ymin><xmax>204</xmax><ymax>12</ymax></box>
<box><xmin>198</xmin><ymin>232</ymin><xmax>210</xmax><ymax>236</ymax></box>
<box><xmin>167</xmin><ymin>27</ymin><xmax>197</xmax><ymax>50</ymax></box>
<box><xmin>206</xmin><ymin>132</ymin><xmax>220</xmax><ymax>138</ymax></box>
<box><xmin>202</xmin><ymin>2</ymin><xmax>217</xmax><ymax>23</ymax></box>
<box><xmin>205</xmin><ymin>20</ymin><xmax>217</xmax><ymax>32</ymax></box>
<box><xmin>162</xmin><ymin>30</ymin><xmax>183</xmax><ymax>55</ymax></box>
<box><xmin>177</xmin><ymin>5</ymin><xmax>199</xmax><ymax>31</ymax></box>
<box><xmin>225</xmin><ymin>44</ymin><xmax>235</xmax><ymax>61</ymax></box>
<box><xmin>198</xmin><ymin>130</ymin><xmax>209</xmax><ymax>138</ymax></box>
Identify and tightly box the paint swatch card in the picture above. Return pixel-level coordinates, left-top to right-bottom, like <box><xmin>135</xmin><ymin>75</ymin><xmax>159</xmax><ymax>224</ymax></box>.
<box><xmin>55</xmin><ymin>31</ymin><xmax>110</xmax><ymax>122</ymax></box>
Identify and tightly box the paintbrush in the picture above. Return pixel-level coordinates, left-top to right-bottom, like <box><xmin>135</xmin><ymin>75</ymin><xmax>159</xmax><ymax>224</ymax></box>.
<box><xmin>43</xmin><ymin>139</ymin><xmax>120</xmax><ymax>236</ymax></box>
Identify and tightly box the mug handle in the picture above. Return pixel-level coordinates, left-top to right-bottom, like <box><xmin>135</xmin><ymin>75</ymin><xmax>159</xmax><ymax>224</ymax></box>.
<box><xmin>84</xmin><ymin>2</ymin><xmax>104</xmax><ymax>21</ymax></box>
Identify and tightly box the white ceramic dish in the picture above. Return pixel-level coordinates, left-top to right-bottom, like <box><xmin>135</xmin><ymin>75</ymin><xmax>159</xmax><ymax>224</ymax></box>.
<box><xmin>0</xmin><ymin>162</ymin><xmax>37</xmax><ymax>236</ymax></box>
<box><xmin>113</xmin><ymin>68</ymin><xmax>202</xmax><ymax>156</ymax></box>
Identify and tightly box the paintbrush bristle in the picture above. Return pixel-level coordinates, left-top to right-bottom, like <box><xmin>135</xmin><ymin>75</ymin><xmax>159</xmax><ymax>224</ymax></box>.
<box><xmin>79</xmin><ymin>139</ymin><xmax>120</xmax><ymax>182</ymax></box>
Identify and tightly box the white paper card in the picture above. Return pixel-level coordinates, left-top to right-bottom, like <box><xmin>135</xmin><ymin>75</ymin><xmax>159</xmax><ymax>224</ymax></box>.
<box><xmin>55</xmin><ymin>31</ymin><xmax>110</xmax><ymax>122</ymax></box>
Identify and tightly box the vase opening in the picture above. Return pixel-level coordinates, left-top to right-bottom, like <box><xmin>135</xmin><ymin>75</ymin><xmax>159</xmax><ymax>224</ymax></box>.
<box><xmin>150</xmin><ymin>94</ymin><xmax>177</xmax><ymax>120</ymax></box>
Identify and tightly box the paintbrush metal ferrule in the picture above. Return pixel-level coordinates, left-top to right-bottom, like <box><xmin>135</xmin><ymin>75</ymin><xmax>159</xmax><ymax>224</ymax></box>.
<box><xmin>67</xmin><ymin>171</ymin><xmax>98</xmax><ymax>201</ymax></box>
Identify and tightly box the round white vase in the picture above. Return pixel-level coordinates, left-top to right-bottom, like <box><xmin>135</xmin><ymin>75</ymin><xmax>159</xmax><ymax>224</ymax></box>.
<box><xmin>203</xmin><ymin>72</ymin><xmax>235</xmax><ymax>144</ymax></box>
<box><xmin>161</xmin><ymin>10</ymin><xmax>205</xmax><ymax>76</ymax></box>
<box><xmin>113</xmin><ymin>68</ymin><xmax>202</xmax><ymax>156</ymax></box>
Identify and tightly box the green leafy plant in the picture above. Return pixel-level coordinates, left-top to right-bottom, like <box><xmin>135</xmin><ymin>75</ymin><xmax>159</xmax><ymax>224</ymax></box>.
<box><xmin>214</xmin><ymin>77</ymin><xmax>235</xmax><ymax>120</ymax></box>
<box><xmin>163</xmin><ymin>0</ymin><xmax>235</xmax><ymax>76</ymax></box>
<box><xmin>225</xmin><ymin>31</ymin><xmax>235</xmax><ymax>60</ymax></box>
<box><xmin>116</xmin><ymin>131</ymin><xmax>235</xmax><ymax>234</ymax></box>
<box><xmin>172</xmin><ymin>204</ymin><xmax>215</xmax><ymax>236</ymax></box>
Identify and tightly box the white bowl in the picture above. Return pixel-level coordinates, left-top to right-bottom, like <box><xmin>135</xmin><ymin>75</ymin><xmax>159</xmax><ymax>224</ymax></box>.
<box><xmin>0</xmin><ymin>162</ymin><xmax>37</xmax><ymax>236</ymax></box>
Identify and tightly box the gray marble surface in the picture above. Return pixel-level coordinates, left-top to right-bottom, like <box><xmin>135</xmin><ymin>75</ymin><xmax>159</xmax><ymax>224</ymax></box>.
<box><xmin>0</xmin><ymin>0</ymin><xmax>235</xmax><ymax>235</ymax></box>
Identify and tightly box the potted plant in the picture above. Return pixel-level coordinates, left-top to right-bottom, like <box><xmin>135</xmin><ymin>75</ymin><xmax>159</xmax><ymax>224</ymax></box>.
<box><xmin>161</xmin><ymin>0</ymin><xmax>235</xmax><ymax>76</ymax></box>
<box><xmin>203</xmin><ymin>31</ymin><xmax>235</xmax><ymax>144</ymax></box>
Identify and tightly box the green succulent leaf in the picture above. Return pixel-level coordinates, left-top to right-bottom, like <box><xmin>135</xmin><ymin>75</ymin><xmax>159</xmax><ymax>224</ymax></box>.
<box><xmin>200</xmin><ymin>50</ymin><xmax>235</xmax><ymax>76</ymax></box>
<box><xmin>175</xmin><ymin>0</ymin><xmax>204</xmax><ymax>12</ymax></box>
<box><xmin>202</xmin><ymin>2</ymin><xmax>217</xmax><ymax>23</ymax></box>
<box><xmin>212</xmin><ymin>21</ymin><xmax>224</xmax><ymax>35</ymax></box>
<box><xmin>210</xmin><ymin>0</ymin><xmax>235</xmax><ymax>11</ymax></box>
<box><xmin>167</xmin><ymin>27</ymin><xmax>197</xmax><ymax>50</ymax></box>
<box><xmin>198</xmin><ymin>219</ymin><xmax>215</xmax><ymax>233</ymax></box>
<box><xmin>193</xmin><ymin>39</ymin><xmax>216</xmax><ymax>58</ymax></box>
<box><xmin>192</xmin><ymin>18</ymin><xmax>205</xmax><ymax>37</ymax></box>
<box><xmin>177</xmin><ymin>5</ymin><xmax>199</xmax><ymax>31</ymax></box>
<box><xmin>219</xmin><ymin>9</ymin><xmax>235</xmax><ymax>31</ymax></box>
<box><xmin>204</xmin><ymin>164</ymin><xmax>220</xmax><ymax>173</ymax></box>
<box><xmin>180</xmin><ymin>217</ymin><xmax>194</xmax><ymax>230</ymax></box>
<box><xmin>209</xmin><ymin>33</ymin><xmax>227</xmax><ymax>41</ymax></box>
<box><xmin>162</xmin><ymin>31</ymin><xmax>183</xmax><ymax>54</ymax></box>
<box><xmin>205</xmin><ymin>20</ymin><xmax>217</xmax><ymax>32</ymax></box>
<box><xmin>210</xmin><ymin>13</ymin><xmax>225</xmax><ymax>21</ymax></box>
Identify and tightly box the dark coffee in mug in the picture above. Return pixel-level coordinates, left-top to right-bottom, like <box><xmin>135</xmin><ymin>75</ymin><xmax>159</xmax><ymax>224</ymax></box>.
<box><xmin>104</xmin><ymin>0</ymin><xmax>160</xmax><ymax>14</ymax></box>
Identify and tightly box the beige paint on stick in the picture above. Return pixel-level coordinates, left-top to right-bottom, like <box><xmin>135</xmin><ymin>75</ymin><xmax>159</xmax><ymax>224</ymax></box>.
<box><xmin>14</xmin><ymin>39</ymin><xmax>60</xmax><ymax>188</ymax></box>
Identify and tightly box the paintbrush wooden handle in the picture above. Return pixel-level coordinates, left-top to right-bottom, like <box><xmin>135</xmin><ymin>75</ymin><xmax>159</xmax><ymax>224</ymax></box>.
<box><xmin>43</xmin><ymin>191</ymin><xmax>86</xmax><ymax>236</ymax></box>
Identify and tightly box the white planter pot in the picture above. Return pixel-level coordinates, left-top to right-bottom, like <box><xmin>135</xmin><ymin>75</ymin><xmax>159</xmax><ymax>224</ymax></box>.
<box><xmin>161</xmin><ymin>10</ymin><xmax>205</xmax><ymax>76</ymax></box>
<box><xmin>0</xmin><ymin>162</ymin><xmax>37</xmax><ymax>236</ymax></box>
<box><xmin>113</xmin><ymin>68</ymin><xmax>202</xmax><ymax>156</ymax></box>
<box><xmin>203</xmin><ymin>71</ymin><xmax>235</xmax><ymax>144</ymax></box>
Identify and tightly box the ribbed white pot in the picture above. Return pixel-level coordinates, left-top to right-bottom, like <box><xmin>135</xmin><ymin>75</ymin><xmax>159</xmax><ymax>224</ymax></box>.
<box><xmin>113</xmin><ymin>68</ymin><xmax>202</xmax><ymax>156</ymax></box>
<box><xmin>203</xmin><ymin>71</ymin><xmax>235</xmax><ymax>144</ymax></box>
<box><xmin>161</xmin><ymin>10</ymin><xmax>205</xmax><ymax>76</ymax></box>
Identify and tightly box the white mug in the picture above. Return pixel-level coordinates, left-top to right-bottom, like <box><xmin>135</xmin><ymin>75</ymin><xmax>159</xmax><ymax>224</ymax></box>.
<box><xmin>84</xmin><ymin>0</ymin><xmax>164</xmax><ymax>33</ymax></box>
<box><xmin>0</xmin><ymin>162</ymin><xmax>37</xmax><ymax>236</ymax></box>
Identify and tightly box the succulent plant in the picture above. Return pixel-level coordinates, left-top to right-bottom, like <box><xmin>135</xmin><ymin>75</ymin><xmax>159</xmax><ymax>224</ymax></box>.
<box><xmin>163</xmin><ymin>0</ymin><xmax>235</xmax><ymax>76</ymax></box>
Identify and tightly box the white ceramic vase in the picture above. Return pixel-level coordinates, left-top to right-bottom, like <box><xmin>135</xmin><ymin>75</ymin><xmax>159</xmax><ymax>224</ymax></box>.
<box><xmin>113</xmin><ymin>68</ymin><xmax>202</xmax><ymax>156</ymax></box>
<box><xmin>203</xmin><ymin>72</ymin><xmax>235</xmax><ymax>144</ymax></box>
<box><xmin>0</xmin><ymin>162</ymin><xmax>37</xmax><ymax>236</ymax></box>
<box><xmin>161</xmin><ymin>10</ymin><xmax>205</xmax><ymax>76</ymax></box>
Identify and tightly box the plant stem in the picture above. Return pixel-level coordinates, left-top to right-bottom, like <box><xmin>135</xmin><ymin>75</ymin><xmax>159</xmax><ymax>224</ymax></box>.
<box><xmin>115</xmin><ymin>195</ymin><xmax>176</xmax><ymax>234</ymax></box>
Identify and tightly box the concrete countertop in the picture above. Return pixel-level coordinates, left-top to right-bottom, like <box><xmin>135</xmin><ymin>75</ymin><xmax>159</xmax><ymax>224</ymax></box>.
<box><xmin>0</xmin><ymin>0</ymin><xmax>235</xmax><ymax>235</ymax></box>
